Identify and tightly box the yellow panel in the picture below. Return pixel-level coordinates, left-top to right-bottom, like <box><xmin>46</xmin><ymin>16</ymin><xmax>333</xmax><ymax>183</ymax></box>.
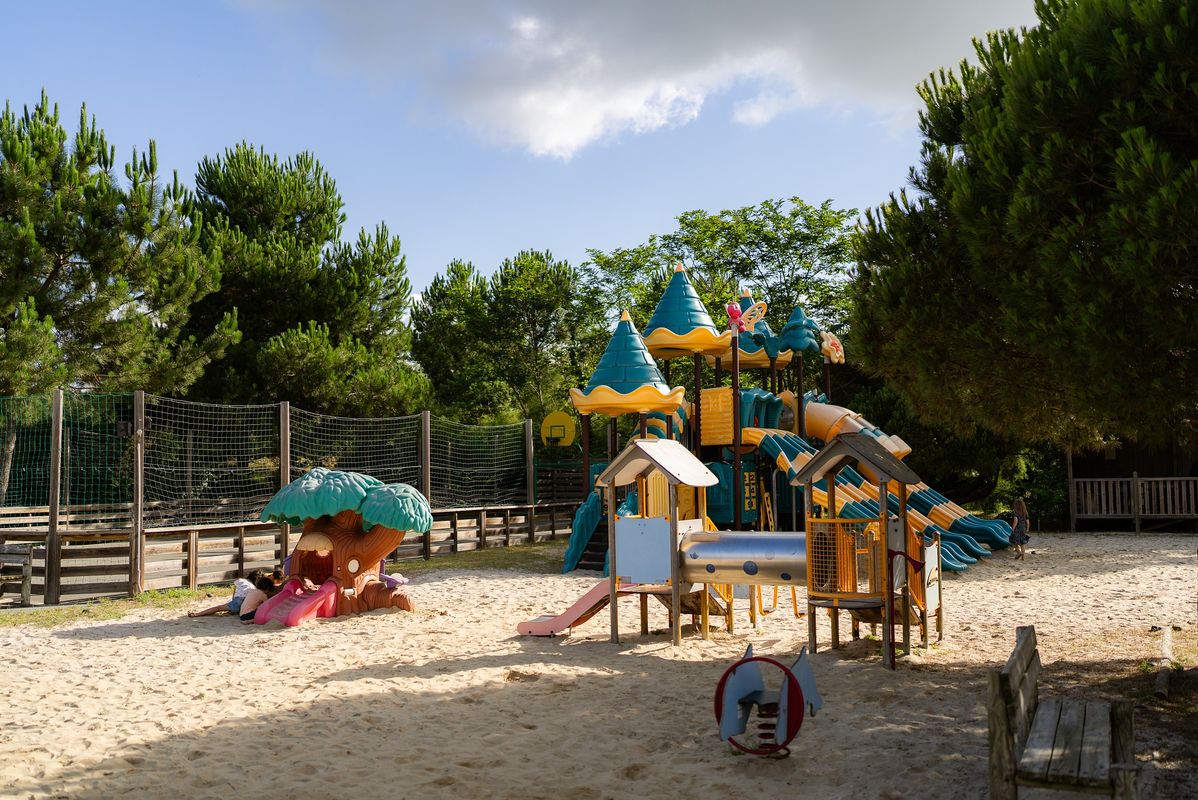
<box><xmin>676</xmin><ymin>484</ymin><xmax>697</xmax><ymax>520</ymax></box>
<box><xmin>700</xmin><ymin>387</ymin><xmax>734</xmax><ymax>446</ymax></box>
<box><xmin>646</xmin><ymin>469</ymin><xmax>671</xmax><ymax>518</ymax></box>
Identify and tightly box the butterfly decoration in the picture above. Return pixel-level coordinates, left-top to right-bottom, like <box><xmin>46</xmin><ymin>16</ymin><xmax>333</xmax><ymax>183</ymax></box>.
<box><xmin>740</xmin><ymin>301</ymin><xmax>768</xmax><ymax>333</ymax></box>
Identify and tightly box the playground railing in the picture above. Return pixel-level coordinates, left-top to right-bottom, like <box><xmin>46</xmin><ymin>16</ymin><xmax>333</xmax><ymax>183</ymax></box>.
<box><xmin>805</xmin><ymin>517</ymin><xmax>884</xmax><ymax>604</ymax></box>
<box><xmin>1071</xmin><ymin>473</ymin><xmax>1198</xmax><ymax>531</ymax></box>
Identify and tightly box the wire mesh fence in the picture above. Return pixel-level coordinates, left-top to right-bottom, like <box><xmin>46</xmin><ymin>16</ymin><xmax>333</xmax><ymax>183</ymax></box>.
<box><xmin>289</xmin><ymin>408</ymin><xmax>421</xmax><ymax>488</ymax></box>
<box><xmin>429</xmin><ymin>417</ymin><xmax>526</xmax><ymax>507</ymax></box>
<box><xmin>0</xmin><ymin>395</ymin><xmax>53</xmax><ymax>524</ymax></box>
<box><xmin>143</xmin><ymin>396</ymin><xmax>279</xmax><ymax>527</ymax></box>
<box><xmin>0</xmin><ymin>392</ymin><xmax>537</xmax><ymax>534</ymax></box>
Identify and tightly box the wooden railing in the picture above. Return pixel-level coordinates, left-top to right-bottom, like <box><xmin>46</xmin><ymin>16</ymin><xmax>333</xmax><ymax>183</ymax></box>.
<box><xmin>1071</xmin><ymin>473</ymin><xmax>1198</xmax><ymax>531</ymax></box>
<box><xmin>0</xmin><ymin>499</ymin><xmax>580</xmax><ymax>603</ymax></box>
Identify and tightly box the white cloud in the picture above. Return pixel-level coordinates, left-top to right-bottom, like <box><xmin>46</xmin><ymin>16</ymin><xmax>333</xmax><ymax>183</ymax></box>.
<box><xmin>243</xmin><ymin>0</ymin><xmax>1038</xmax><ymax>158</ymax></box>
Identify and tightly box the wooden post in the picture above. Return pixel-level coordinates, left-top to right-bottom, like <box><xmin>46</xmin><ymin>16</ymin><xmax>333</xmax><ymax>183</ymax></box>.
<box><xmin>450</xmin><ymin>511</ymin><xmax>459</xmax><ymax>553</ymax></box>
<box><xmin>187</xmin><ymin>529</ymin><xmax>199</xmax><ymax>589</ymax></box>
<box><xmin>1132</xmin><ymin>471</ymin><xmax>1141</xmax><ymax>533</ymax></box>
<box><xmin>580</xmin><ymin>414</ymin><xmax>591</xmax><ymax>497</ymax></box>
<box><xmin>692</xmin><ymin>354</ymin><xmax>703</xmax><ymax>455</ymax></box>
<box><xmin>527</xmin><ymin>503</ymin><xmax>536</xmax><ymax>544</ymax></box>
<box><xmin>503</xmin><ymin>508</ymin><xmax>512</xmax><ymax>546</ymax></box>
<box><xmin>524</xmin><ymin>419</ymin><xmax>535</xmax><ymax>506</ymax></box>
<box><xmin>278</xmin><ymin>401</ymin><xmax>291</xmax><ymax>568</ymax></box>
<box><xmin>607</xmin><ymin>417</ymin><xmax>617</xmax><ymax>460</ymax></box>
<box><xmin>478</xmin><ymin>508</ymin><xmax>487</xmax><ymax>549</ymax></box>
<box><xmin>607</xmin><ymin>484</ymin><xmax>620</xmax><ymax>643</ymax></box>
<box><xmin>1111</xmin><ymin>699</ymin><xmax>1138</xmax><ymax>800</ymax></box>
<box><xmin>45</xmin><ymin>389</ymin><xmax>63</xmax><ymax>605</ymax></box>
<box><xmin>796</xmin><ymin>356</ymin><xmax>806</xmax><ymax>439</ymax></box>
<box><xmin>638</xmin><ymin>412</ymin><xmax>647</xmax><ymax>439</ymax></box>
<box><xmin>669</xmin><ymin>481</ymin><xmax>681</xmax><ymax>646</ymax></box>
<box><xmin>731</xmin><ymin>328</ymin><xmax>742</xmax><ymax>531</ymax></box>
<box><xmin>131</xmin><ymin>390</ymin><xmax>145</xmax><ymax>596</ymax></box>
<box><xmin>185</xmin><ymin>428</ymin><xmax>193</xmax><ymax>520</ymax></box>
<box><xmin>236</xmin><ymin>526</ymin><xmax>245</xmax><ymax>575</ymax></box>
<box><xmin>420</xmin><ymin>410</ymin><xmax>432</xmax><ymax>502</ymax></box>
<box><xmin>662</xmin><ymin>358</ymin><xmax>670</xmax><ymax>384</ymax></box>
<box><xmin>987</xmin><ymin>669</ymin><xmax>1018</xmax><ymax>800</ymax></box>
<box><xmin>1065</xmin><ymin>447</ymin><xmax>1076</xmax><ymax>533</ymax></box>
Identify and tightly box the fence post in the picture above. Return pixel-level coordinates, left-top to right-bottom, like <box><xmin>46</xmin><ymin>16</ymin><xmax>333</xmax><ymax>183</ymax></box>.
<box><xmin>1132</xmin><ymin>471</ymin><xmax>1141</xmax><ymax>533</ymax></box>
<box><xmin>131</xmin><ymin>391</ymin><xmax>145</xmax><ymax>595</ymax></box>
<box><xmin>278</xmin><ymin>401</ymin><xmax>291</xmax><ymax>568</ymax></box>
<box><xmin>1065</xmin><ymin>447</ymin><xmax>1076</xmax><ymax>533</ymax></box>
<box><xmin>420</xmin><ymin>410</ymin><xmax>432</xmax><ymax>502</ymax></box>
<box><xmin>524</xmin><ymin>419</ymin><xmax>535</xmax><ymax>506</ymax></box>
<box><xmin>45</xmin><ymin>389</ymin><xmax>63</xmax><ymax>605</ymax></box>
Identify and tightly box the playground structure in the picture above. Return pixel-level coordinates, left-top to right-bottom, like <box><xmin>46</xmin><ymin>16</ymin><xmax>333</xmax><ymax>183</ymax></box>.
<box><xmin>254</xmin><ymin>468</ymin><xmax>433</xmax><ymax>626</ymax></box>
<box><xmin>529</xmin><ymin>262</ymin><xmax>1011</xmax><ymax>663</ymax></box>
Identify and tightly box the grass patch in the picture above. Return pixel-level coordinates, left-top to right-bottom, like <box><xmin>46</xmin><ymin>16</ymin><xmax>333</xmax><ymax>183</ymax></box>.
<box><xmin>388</xmin><ymin>541</ymin><xmax>568</xmax><ymax>577</ymax></box>
<box><xmin>0</xmin><ymin>586</ymin><xmax>219</xmax><ymax>629</ymax></box>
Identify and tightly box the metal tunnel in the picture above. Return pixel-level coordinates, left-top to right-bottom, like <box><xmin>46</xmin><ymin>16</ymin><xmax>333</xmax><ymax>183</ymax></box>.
<box><xmin>678</xmin><ymin>532</ymin><xmax>807</xmax><ymax>586</ymax></box>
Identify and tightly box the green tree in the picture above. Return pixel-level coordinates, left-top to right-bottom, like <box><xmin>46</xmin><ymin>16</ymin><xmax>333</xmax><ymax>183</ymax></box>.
<box><xmin>411</xmin><ymin>251</ymin><xmax>607</xmax><ymax>422</ymax></box>
<box><xmin>0</xmin><ymin>92</ymin><xmax>236</xmax><ymax>394</ymax></box>
<box><xmin>587</xmin><ymin>197</ymin><xmax>857</xmax><ymax>332</ymax></box>
<box><xmin>185</xmin><ymin>144</ymin><xmax>426</xmax><ymax>415</ymax></box>
<box><xmin>854</xmin><ymin>0</ymin><xmax>1198</xmax><ymax>448</ymax></box>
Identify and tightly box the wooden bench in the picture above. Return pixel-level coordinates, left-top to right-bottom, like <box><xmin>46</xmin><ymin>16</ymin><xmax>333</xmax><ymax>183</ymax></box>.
<box><xmin>0</xmin><ymin>542</ymin><xmax>34</xmax><ymax>606</ymax></box>
<box><xmin>989</xmin><ymin>625</ymin><xmax>1140</xmax><ymax>799</ymax></box>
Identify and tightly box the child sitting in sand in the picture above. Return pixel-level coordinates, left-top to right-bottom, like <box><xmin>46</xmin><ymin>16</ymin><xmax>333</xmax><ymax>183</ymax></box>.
<box><xmin>237</xmin><ymin>575</ymin><xmax>279</xmax><ymax>624</ymax></box>
<box><xmin>188</xmin><ymin>569</ymin><xmax>266</xmax><ymax>618</ymax></box>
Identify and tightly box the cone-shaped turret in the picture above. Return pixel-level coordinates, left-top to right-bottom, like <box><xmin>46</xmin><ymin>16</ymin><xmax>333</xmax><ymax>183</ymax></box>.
<box><xmin>570</xmin><ymin>311</ymin><xmax>686</xmax><ymax>416</ymax></box>
<box><xmin>642</xmin><ymin>264</ymin><xmax>732</xmax><ymax>358</ymax></box>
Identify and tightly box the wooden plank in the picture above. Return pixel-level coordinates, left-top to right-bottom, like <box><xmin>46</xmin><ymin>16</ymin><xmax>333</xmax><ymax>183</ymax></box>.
<box><xmin>1002</xmin><ymin>625</ymin><xmax>1038</xmax><ymax>680</ymax></box>
<box><xmin>1018</xmin><ymin>697</ymin><xmax>1061</xmax><ymax>782</ymax></box>
<box><xmin>187</xmin><ymin>530</ymin><xmax>199</xmax><ymax>589</ymax></box>
<box><xmin>1012</xmin><ymin>649</ymin><xmax>1041</xmax><ymax>746</ymax></box>
<box><xmin>1045</xmin><ymin>698</ymin><xmax>1086</xmax><ymax>785</ymax></box>
<box><xmin>1076</xmin><ymin>700</ymin><xmax>1112</xmax><ymax>788</ymax></box>
<box><xmin>988</xmin><ymin>669</ymin><xmax>1019</xmax><ymax>800</ymax></box>
<box><xmin>45</xmin><ymin>389</ymin><xmax>63</xmax><ymax>605</ymax></box>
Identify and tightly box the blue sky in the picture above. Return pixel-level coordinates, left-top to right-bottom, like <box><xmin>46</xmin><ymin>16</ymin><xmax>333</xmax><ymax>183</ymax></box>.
<box><xmin>2</xmin><ymin>1</ymin><xmax>1036</xmax><ymax>292</ymax></box>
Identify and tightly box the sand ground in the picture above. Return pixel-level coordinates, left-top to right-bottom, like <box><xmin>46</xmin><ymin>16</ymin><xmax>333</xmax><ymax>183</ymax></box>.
<box><xmin>1</xmin><ymin>532</ymin><xmax>1195</xmax><ymax>800</ymax></box>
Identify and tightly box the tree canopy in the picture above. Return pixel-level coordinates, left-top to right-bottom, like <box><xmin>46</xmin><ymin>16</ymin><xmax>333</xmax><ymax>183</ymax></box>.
<box><xmin>411</xmin><ymin>251</ymin><xmax>607</xmax><ymax>423</ymax></box>
<box><xmin>854</xmin><ymin>0</ymin><xmax>1198</xmax><ymax>449</ymax></box>
<box><xmin>587</xmin><ymin>197</ymin><xmax>857</xmax><ymax>334</ymax></box>
<box><xmin>0</xmin><ymin>92</ymin><xmax>236</xmax><ymax>395</ymax></box>
<box><xmin>183</xmin><ymin>143</ymin><xmax>427</xmax><ymax>415</ymax></box>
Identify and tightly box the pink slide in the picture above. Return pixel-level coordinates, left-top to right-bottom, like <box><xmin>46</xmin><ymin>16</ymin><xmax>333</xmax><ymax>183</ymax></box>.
<box><xmin>254</xmin><ymin>578</ymin><xmax>338</xmax><ymax>626</ymax></box>
<box><xmin>518</xmin><ymin>581</ymin><xmax>626</xmax><ymax>636</ymax></box>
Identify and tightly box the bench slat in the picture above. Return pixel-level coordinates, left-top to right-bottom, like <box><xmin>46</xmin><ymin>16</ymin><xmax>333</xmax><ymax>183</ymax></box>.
<box><xmin>1078</xmin><ymin>700</ymin><xmax>1112</xmax><ymax>787</ymax></box>
<box><xmin>1046</xmin><ymin>699</ymin><xmax>1087</xmax><ymax>785</ymax></box>
<box><xmin>1011</xmin><ymin>649</ymin><xmax>1041</xmax><ymax>747</ymax></box>
<box><xmin>1018</xmin><ymin>697</ymin><xmax>1060</xmax><ymax>782</ymax></box>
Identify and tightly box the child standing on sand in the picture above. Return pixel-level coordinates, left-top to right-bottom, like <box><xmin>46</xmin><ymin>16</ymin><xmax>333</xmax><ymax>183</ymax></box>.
<box><xmin>1010</xmin><ymin>498</ymin><xmax>1031</xmax><ymax>560</ymax></box>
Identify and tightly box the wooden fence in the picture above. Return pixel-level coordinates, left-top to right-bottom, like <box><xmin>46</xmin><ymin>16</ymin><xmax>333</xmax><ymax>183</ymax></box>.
<box><xmin>1070</xmin><ymin>473</ymin><xmax>1198</xmax><ymax>531</ymax></box>
<box><xmin>0</xmin><ymin>499</ymin><xmax>579</xmax><ymax>604</ymax></box>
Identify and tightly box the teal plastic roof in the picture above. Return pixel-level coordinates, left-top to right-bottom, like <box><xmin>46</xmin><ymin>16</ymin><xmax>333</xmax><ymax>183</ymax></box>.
<box><xmin>584</xmin><ymin>314</ymin><xmax>670</xmax><ymax>393</ymax></box>
<box><xmin>643</xmin><ymin>268</ymin><xmax>719</xmax><ymax>337</ymax></box>
<box><xmin>260</xmin><ymin>467</ymin><xmax>432</xmax><ymax>532</ymax></box>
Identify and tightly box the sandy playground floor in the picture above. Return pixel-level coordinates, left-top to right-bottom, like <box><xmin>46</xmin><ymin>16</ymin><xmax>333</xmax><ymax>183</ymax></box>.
<box><xmin>1</xmin><ymin>532</ymin><xmax>1195</xmax><ymax>800</ymax></box>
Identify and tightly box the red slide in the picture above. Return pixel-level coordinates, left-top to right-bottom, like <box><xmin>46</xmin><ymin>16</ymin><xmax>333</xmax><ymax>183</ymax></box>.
<box><xmin>254</xmin><ymin>578</ymin><xmax>338</xmax><ymax>627</ymax></box>
<box><xmin>517</xmin><ymin>581</ymin><xmax>630</xmax><ymax>636</ymax></box>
